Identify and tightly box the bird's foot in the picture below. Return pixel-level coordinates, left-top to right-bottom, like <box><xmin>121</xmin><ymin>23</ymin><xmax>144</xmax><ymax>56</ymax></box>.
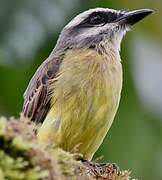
<box><xmin>82</xmin><ymin>160</ymin><xmax>120</xmax><ymax>179</ymax></box>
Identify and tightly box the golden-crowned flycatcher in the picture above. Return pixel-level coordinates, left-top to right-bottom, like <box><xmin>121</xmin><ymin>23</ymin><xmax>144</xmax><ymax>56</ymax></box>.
<box><xmin>23</xmin><ymin>8</ymin><xmax>152</xmax><ymax>160</ymax></box>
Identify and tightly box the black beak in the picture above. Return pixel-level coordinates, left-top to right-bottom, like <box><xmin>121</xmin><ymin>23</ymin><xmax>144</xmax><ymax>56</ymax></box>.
<box><xmin>117</xmin><ymin>9</ymin><xmax>153</xmax><ymax>25</ymax></box>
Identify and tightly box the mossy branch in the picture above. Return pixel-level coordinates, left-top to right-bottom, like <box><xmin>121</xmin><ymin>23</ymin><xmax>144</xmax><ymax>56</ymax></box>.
<box><xmin>0</xmin><ymin>116</ymin><xmax>132</xmax><ymax>180</ymax></box>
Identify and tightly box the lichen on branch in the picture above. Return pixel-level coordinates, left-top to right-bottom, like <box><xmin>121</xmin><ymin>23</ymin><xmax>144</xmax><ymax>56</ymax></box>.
<box><xmin>0</xmin><ymin>116</ymin><xmax>131</xmax><ymax>180</ymax></box>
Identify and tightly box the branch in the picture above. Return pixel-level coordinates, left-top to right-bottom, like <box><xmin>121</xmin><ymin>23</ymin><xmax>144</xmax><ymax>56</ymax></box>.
<box><xmin>0</xmin><ymin>116</ymin><xmax>131</xmax><ymax>180</ymax></box>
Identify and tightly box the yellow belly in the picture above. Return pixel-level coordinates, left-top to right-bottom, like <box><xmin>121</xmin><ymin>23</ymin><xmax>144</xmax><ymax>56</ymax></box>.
<box><xmin>38</xmin><ymin>48</ymin><xmax>122</xmax><ymax>160</ymax></box>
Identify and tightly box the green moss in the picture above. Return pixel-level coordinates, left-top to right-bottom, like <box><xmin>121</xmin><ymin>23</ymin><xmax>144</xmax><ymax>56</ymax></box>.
<box><xmin>0</xmin><ymin>117</ymin><xmax>131</xmax><ymax>180</ymax></box>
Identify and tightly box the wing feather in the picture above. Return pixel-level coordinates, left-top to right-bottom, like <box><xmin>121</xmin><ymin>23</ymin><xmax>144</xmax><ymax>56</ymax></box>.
<box><xmin>23</xmin><ymin>54</ymin><xmax>63</xmax><ymax>123</ymax></box>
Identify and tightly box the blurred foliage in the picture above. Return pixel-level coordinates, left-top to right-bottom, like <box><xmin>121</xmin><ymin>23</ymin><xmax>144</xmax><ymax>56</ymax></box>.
<box><xmin>0</xmin><ymin>0</ymin><xmax>162</xmax><ymax>180</ymax></box>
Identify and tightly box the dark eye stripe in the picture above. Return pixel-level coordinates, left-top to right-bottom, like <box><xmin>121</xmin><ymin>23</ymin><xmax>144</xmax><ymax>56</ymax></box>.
<box><xmin>77</xmin><ymin>11</ymin><xmax>121</xmax><ymax>28</ymax></box>
<box><xmin>89</xmin><ymin>12</ymin><xmax>105</xmax><ymax>25</ymax></box>
<box><xmin>105</xmin><ymin>12</ymin><xmax>119</xmax><ymax>23</ymax></box>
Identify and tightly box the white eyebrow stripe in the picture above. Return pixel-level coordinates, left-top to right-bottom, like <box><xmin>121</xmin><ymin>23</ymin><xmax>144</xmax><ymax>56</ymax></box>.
<box><xmin>65</xmin><ymin>8</ymin><xmax>118</xmax><ymax>28</ymax></box>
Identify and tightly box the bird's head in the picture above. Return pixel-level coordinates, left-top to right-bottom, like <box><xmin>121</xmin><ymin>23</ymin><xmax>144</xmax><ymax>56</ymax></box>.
<box><xmin>55</xmin><ymin>8</ymin><xmax>153</xmax><ymax>53</ymax></box>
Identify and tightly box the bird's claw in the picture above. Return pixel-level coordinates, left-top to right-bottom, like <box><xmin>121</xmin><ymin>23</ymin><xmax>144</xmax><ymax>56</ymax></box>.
<box><xmin>82</xmin><ymin>160</ymin><xmax>120</xmax><ymax>179</ymax></box>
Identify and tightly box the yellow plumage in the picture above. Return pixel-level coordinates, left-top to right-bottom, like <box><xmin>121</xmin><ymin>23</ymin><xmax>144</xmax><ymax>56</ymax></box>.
<box><xmin>38</xmin><ymin>48</ymin><xmax>122</xmax><ymax>160</ymax></box>
<box><xmin>23</xmin><ymin>7</ymin><xmax>152</xmax><ymax>162</ymax></box>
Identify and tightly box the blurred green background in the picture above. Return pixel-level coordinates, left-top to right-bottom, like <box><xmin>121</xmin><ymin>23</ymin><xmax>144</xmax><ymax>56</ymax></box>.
<box><xmin>0</xmin><ymin>0</ymin><xmax>162</xmax><ymax>179</ymax></box>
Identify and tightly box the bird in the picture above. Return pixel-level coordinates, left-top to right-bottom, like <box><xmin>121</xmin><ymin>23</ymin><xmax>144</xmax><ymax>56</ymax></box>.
<box><xmin>23</xmin><ymin>8</ymin><xmax>153</xmax><ymax>161</ymax></box>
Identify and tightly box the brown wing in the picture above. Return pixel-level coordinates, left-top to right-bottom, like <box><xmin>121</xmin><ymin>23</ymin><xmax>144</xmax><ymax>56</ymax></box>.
<box><xmin>23</xmin><ymin>54</ymin><xmax>63</xmax><ymax>123</ymax></box>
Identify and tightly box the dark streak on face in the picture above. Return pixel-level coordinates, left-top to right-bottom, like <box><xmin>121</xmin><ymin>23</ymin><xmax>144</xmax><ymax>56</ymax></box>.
<box><xmin>77</xmin><ymin>11</ymin><xmax>124</xmax><ymax>28</ymax></box>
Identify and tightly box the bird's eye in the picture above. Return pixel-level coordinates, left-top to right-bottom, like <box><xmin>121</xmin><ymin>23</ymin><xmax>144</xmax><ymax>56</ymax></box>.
<box><xmin>89</xmin><ymin>13</ymin><xmax>105</xmax><ymax>25</ymax></box>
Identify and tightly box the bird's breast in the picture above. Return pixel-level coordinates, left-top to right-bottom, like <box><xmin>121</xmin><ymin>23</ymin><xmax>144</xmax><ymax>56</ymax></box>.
<box><xmin>51</xmin><ymin>48</ymin><xmax>122</xmax><ymax>113</ymax></box>
<box><xmin>39</xmin><ymin>48</ymin><xmax>122</xmax><ymax>160</ymax></box>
